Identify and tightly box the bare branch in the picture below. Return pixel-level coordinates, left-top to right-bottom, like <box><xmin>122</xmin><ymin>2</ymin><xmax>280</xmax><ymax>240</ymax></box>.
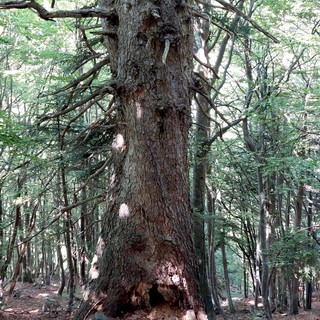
<box><xmin>0</xmin><ymin>0</ymin><xmax>115</xmax><ymax>20</ymax></box>
<box><xmin>38</xmin><ymin>85</ymin><xmax>115</xmax><ymax>123</ymax></box>
<box><xmin>75</xmin><ymin>158</ymin><xmax>112</xmax><ymax>194</ymax></box>
<box><xmin>79</xmin><ymin>27</ymin><xmax>97</xmax><ymax>55</ymax></box>
<box><xmin>191</xmin><ymin>84</ymin><xmax>232</xmax><ymax>126</ymax></box>
<box><xmin>195</xmin><ymin>0</ymin><xmax>280</xmax><ymax>43</ymax></box>
<box><xmin>52</xmin><ymin>57</ymin><xmax>110</xmax><ymax>94</ymax></box>
<box><xmin>205</xmin><ymin>117</ymin><xmax>245</xmax><ymax>146</ymax></box>
<box><xmin>22</xmin><ymin>194</ymin><xmax>105</xmax><ymax>243</ymax></box>
<box><xmin>193</xmin><ymin>54</ymin><xmax>220</xmax><ymax>79</ymax></box>
<box><xmin>71</xmin><ymin>97</ymin><xmax>115</xmax><ymax>144</ymax></box>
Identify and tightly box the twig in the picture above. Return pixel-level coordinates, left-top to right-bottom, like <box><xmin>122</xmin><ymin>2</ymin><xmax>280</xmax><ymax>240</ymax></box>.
<box><xmin>79</xmin><ymin>27</ymin><xmax>97</xmax><ymax>55</ymax></box>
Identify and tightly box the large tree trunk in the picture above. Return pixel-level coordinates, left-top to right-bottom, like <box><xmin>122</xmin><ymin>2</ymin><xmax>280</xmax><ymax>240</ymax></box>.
<box><xmin>76</xmin><ymin>1</ymin><xmax>206</xmax><ymax>319</ymax></box>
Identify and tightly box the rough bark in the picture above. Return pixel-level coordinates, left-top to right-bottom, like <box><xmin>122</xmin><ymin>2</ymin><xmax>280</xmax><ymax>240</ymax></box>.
<box><xmin>75</xmin><ymin>1</ymin><xmax>206</xmax><ymax>319</ymax></box>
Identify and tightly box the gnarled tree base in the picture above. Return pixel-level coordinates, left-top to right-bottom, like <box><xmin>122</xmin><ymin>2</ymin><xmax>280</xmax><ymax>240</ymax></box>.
<box><xmin>76</xmin><ymin>300</ymin><xmax>207</xmax><ymax>320</ymax></box>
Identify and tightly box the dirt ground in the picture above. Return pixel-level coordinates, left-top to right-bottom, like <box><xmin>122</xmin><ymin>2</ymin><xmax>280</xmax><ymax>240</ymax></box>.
<box><xmin>217</xmin><ymin>294</ymin><xmax>320</xmax><ymax>320</ymax></box>
<box><xmin>0</xmin><ymin>280</ymin><xmax>78</xmax><ymax>320</ymax></box>
<box><xmin>1</xmin><ymin>281</ymin><xmax>320</xmax><ymax>320</ymax></box>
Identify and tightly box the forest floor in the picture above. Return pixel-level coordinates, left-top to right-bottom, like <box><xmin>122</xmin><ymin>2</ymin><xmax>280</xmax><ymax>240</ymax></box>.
<box><xmin>0</xmin><ymin>281</ymin><xmax>320</xmax><ymax>319</ymax></box>
<box><xmin>216</xmin><ymin>294</ymin><xmax>320</xmax><ymax>320</ymax></box>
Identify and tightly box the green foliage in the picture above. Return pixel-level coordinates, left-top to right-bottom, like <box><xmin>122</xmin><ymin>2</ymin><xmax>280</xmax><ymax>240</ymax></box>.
<box><xmin>0</xmin><ymin>112</ymin><xmax>22</xmax><ymax>147</ymax></box>
<box><xmin>269</xmin><ymin>230</ymin><xmax>319</xmax><ymax>279</ymax></box>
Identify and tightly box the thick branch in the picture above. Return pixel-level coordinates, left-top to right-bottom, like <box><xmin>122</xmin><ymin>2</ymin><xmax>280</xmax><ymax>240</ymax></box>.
<box><xmin>242</xmin><ymin>116</ymin><xmax>257</xmax><ymax>152</ymax></box>
<box><xmin>0</xmin><ymin>0</ymin><xmax>115</xmax><ymax>20</ymax></box>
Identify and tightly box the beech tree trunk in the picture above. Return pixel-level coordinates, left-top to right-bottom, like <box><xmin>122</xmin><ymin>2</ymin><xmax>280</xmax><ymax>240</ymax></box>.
<box><xmin>76</xmin><ymin>1</ymin><xmax>206</xmax><ymax>319</ymax></box>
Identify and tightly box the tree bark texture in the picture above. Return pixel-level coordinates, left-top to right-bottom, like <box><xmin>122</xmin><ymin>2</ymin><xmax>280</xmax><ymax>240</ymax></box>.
<box><xmin>76</xmin><ymin>1</ymin><xmax>206</xmax><ymax>319</ymax></box>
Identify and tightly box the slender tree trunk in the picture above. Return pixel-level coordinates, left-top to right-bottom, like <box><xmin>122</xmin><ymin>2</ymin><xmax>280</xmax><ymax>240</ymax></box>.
<box><xmin>207</xmin><ymin>185</ymin><xmax>228</xmax><ymax>320</ymax></box>
<box><xmin>58</xmin><ymin>116</ymin><xmax>75</xmax><ymax>308</ymax></box>
<box><xmin>0</xmin><ymin>187</ymin><xmax>3</xmax><ymax>267</ymax></box>
<box><xmin>61</xmin><ymin>165</ymin><xmax>75</xmax><ymax>309</ymax></box>
<box><xmin>243</xmin><ymin>255</ymin><xmax>248</xmax><ymax>299</ymax></box>
<box><xmin>7</xmin><ymin>198</ymin><xmax>37</xmax><ymax>297</ymax></box>
<box><xmin>305</xmin><ymin>280</ymin><xmax>312</xmax><ymax>310</ymax></box>
<box><xmin>45</xmin><ymin>248</ymin><xmax>52</xmax><ymax>285</ymax></box>
<box><xmin>305</xmin><ymin>191</ymin><xmax>313</xmax><ymax>310</ymax></box>
<box><xmin>192</xmin><ymin>78</ymin><xmax>214</xmax><ymax>319</ymax></box>
<box><xmin>79</xmin><ymin>186</ymin><xmax>87</xmax><ymax>283</ymax></box>
<box><xmin>288</xmin><ymin>184</ymin><xmax>304</xmax><ymax>315</ymax></box>
<box><xmin>0</xmin><ymin>197</ymin><xmax>21</xmax><ymax>285</ymax></box>
<box><xmin>241</xmin><ymin>216</ymin><xmax>257</xmax><ymax>295</ymax></box>
<box><xmin>221</xmin><ymin>236</ymin><xmax>235</xmax><ymax>313</ymax></box>
<box><xmin>0</xmin><ymin>186</ymin><xmax>4</xmax><ymax>302</ymax></box>
<box><xmin>76</xmin><ymin>1</ymin><xmax>206</xmax><ymax>319</ymax></box>
<box><xmin>254</xmin><ymin>244</ymin><xmax>261</xmax><ymax>308</ymax></box>
<box><xmin>54</xmin><ymin>164</ymin><xmax>66</xmax><ymax>296</ymax></box>
<box><xmin>258</xmin><ymin>166</ymin><xmax>271</xmax><ymax>318</ymax></box>
<box><xmin>189</xmin><ymin>15</ymin><xmax>211</xmax><ymax>313</ymax></box>
<box><xmin>192</xmin><ymin>3</ymin><xmax>243</xmax><ymax>317</ymax></box>
<box><xmin>22</xmin><ymin>201</ymin><xmax>32</xmax><ymax>283</ymax></box>
<box><xmin>243</xmin><ymin>37</ymin><xmax>274</xmax><ymax>318</ymax></box>
<box><xmin>57</xmin><ymin>239</ymin><xmax>66</xmax><ymax>296</ymax></box>
<box><xmin>8</xmin><ymin>242</ymin><xmax>27</xmax><ymax>297</ymax></box>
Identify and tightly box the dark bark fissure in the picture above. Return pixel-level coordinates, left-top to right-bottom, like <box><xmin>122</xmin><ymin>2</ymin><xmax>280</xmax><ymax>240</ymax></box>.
<box><xmin>76</xmin><ymin>1</ymin><xmax>205</xmax><ymax>319</ymax></box>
